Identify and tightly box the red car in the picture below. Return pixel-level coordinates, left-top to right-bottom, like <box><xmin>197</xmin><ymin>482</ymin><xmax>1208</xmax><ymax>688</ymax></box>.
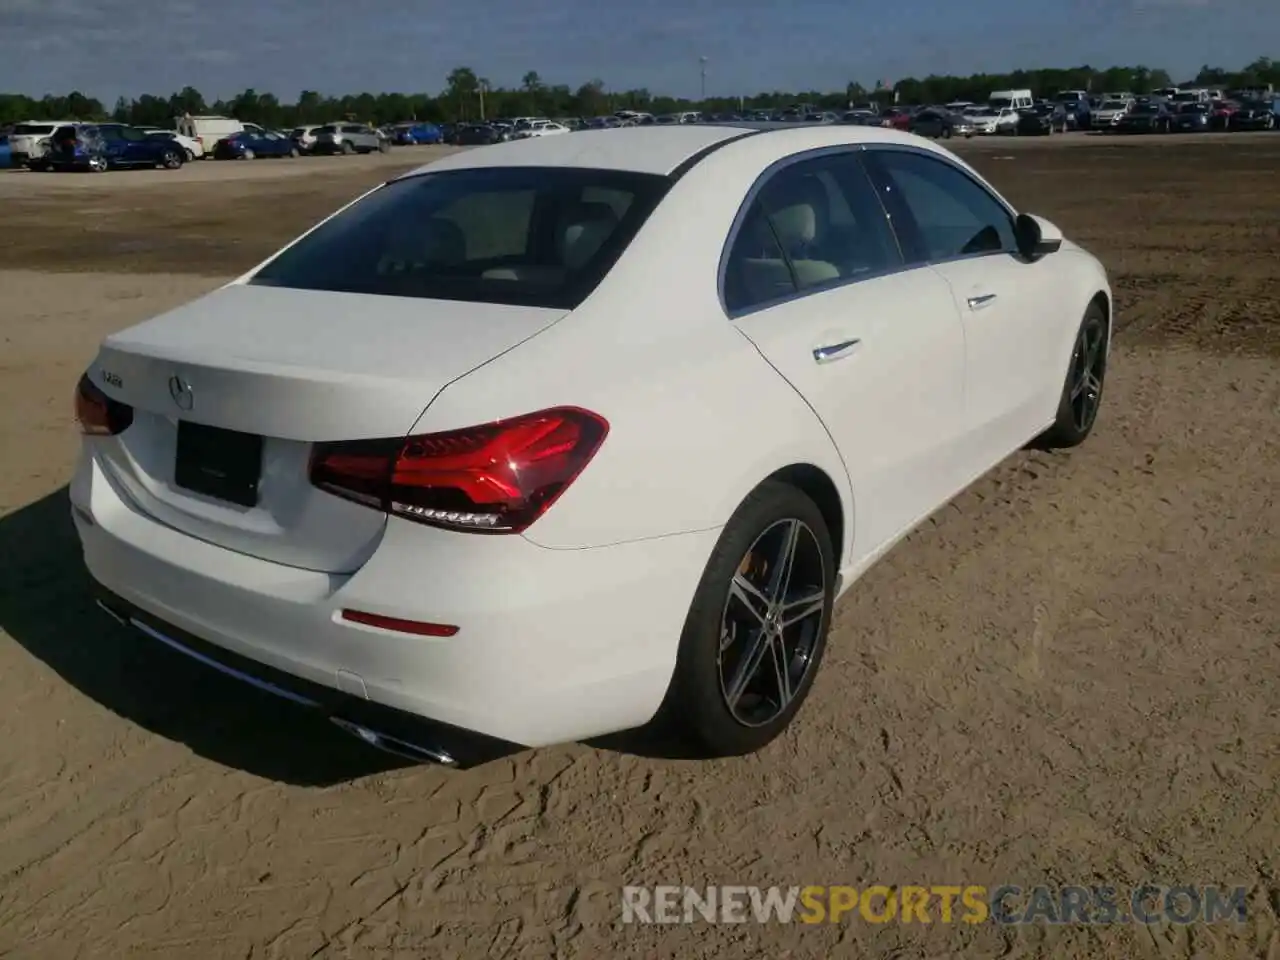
<box><xmin>1210</xmin><ymin>100</ymin><xmax>1238</xmax><ymax>130</ymax></box>
<box><xmin>879</xmin><ymin>108</ymin><xmax>912</xmax><ymax>131</ymax></box>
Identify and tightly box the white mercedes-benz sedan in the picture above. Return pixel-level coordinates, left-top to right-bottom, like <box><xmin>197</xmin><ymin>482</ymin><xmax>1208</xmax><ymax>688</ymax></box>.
<box><xmin>72</xmin><ymin>123</ymin><xmax>1111</xmax><ymax>767</ymax></box>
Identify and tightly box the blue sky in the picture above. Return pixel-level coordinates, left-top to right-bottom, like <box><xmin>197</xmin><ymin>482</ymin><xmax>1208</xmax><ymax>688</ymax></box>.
<box><xmin>1</xmin><ymin>0</ymin><xmax>1275</xmax><ymax>101</ymax></box>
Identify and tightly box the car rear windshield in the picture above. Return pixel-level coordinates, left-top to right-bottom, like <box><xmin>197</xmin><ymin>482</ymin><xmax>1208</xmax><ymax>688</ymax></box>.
<box><xmin>13</xmin><ymin>123</ymin><xmax>56</xmax><ymax>135</ymax></box>
<box><xmin>248</xmin><ymin>167</ymin><xmax>671</xmax><ymax>309</ymax></box>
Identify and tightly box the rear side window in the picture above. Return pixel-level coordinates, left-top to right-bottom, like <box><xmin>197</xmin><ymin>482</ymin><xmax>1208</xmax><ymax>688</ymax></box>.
<box><xmin>249</xmin><ymin>167</ymin><xmax>671</xmax><ymax>309</ymax></box>
<box><xmin>722</xmin><ymin>152</ymin><xmax>902</xmax><ymax>313</ymax></box>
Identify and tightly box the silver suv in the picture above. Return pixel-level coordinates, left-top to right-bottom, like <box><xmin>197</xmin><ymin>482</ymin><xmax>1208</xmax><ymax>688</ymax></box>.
<box><xmin>311</xmin><ymin>123</ymin><xmax>389</xmax><ymax>155</ymax></box>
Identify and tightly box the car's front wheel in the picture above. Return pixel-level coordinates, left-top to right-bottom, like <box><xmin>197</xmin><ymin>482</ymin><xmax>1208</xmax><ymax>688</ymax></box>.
<box><xmin>1038</xmin><ymin>302</ymin><xmax>1108</xmax><ymax>448</ymax></box>
<box><xmin>87</xmin><ymin>155</ymin><xmax>108</xmax><ymax>173</ymax></box>
<box><xmin>159</xmin><ymin>149</ymin><xmax>182</xmax><ymax>169</ymax></box>
<box><xmin>241</xmin><ymin>148</ymin><xmax>255</xmax><ymax>160</ymax></box>
<box><xmin>659</xmin><ymin>481</ymin><xmax>836</xmax><ymax>757</ymax></box>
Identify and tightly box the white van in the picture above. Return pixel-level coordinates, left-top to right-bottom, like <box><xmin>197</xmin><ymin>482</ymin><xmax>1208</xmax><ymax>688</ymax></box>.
<box><xmin>988</xmin><ymin>88</ymin><xmax>1034</xmax><ymax>111</ymax></box>
<box><xmin>173</xmin><ymin>115</ymin><xmax>267</xmax><ymax>157</ymax></box>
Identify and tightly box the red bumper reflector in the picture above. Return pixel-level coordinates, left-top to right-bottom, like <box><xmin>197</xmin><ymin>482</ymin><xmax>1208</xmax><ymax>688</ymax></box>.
<box><xmin>340</xmin><ymin>609</ymin><xmax>459</xmax><ymax>637</ymax></box>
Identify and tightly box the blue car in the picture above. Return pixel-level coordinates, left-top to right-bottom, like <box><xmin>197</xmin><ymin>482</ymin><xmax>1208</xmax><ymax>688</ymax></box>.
<box><xmin>46</xmin><ymin>123</ymin><xmax>186</xmax><ymax>172</ymax></box>
<box><xmin>0</xmin><ymin>135</ymin><xmax>10</xmax><ymax>169</ymax></box>
<box><xmin>212</xmin><ymin>129</ymin><xmax>300</xmax><ymax>160</ymax></box>
<box><xmin>390</xmin><ymin>122</ymin><xmax>443</xmax><ymax>145</ymax></box>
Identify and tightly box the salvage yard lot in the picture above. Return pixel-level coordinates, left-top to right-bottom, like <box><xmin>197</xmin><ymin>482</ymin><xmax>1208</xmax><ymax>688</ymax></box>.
<box><xmin>0</xmin><ymin>135</ymin><xmax>1276</xmax><ymax>959</ymax></box>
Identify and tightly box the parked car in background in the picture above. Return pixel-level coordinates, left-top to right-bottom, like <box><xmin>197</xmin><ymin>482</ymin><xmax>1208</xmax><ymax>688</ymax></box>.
<box><xmin>451</xmin><ymin>123</ymin><xmax>507</xmax><ymax>145</ymax></box>
<box><xmin>988</xmin><ymin>88</ymin><xmax>1034</xmax><ymax>111</ymax></box>
<box><xmin>966</xmin><ymin>108</ymin><xmax>1001</xmax><ymax>135</ymax></box>
<box><xmin>390</xmin><ymin>122</ymin><xmax>443</xmax><ymax>145</ymax></box>
<box><xmin>878</xmin><ymin>107</ymin><xmax>912</xmax><ymax>131</ymax></box>
<box><xmin>0</xmin><ymin>134</ymin><xmax>11</xmax><ymax>169</ymax></box>
<box><xmin>1227</xmin><ymin>99</ymin><xmax>1280</xmax><ymax>130</ymax></box>
<box><xmin>46</xmin><ymin>123</ymin><xmax>185</xmax><ymax>172</ymax></box>
<box><xmin>289</xmin><ymin>125</ymin><xmax>327</xmax><ymax>153</ymax></box>
<box><xmin>174</xmin><ymin>115</ymin><xmax>266</xmax><ymax>158</ymax></box>
<box><xmin>1016</xmin><ymin>103</ymin><xmax>1070</xmax><ymax>135</ymax></box>
<box><xmin>1209</xmin><ymin>101</ymin><xmax>1238</xmax><ymax>130</ymax></box>
<box><xmin>212</xmin><ymin>129</ymin><xmax>301</xmax><ymax>159</ymax></box>
<box><xmin>137</xmin><ymin>127</ymin><xmax>204</xmax><ymax>160</ymax></box>
<box><xmin>1090</xmin><ymin>98</ymin><xmax>1133</xmax><ymax>129</ymax></box>
<box><xmin>1171</xmin><ymin>102</ymin><xmax>1212</xmax><ymax>133</ymax></box>
<box><xmin>908</xmin><ymin>108</ymin><xmax>973</xmax><ymax>139</ymax></box>
<box><xmin>311</xmin><ymin>123</ymin><xmax>389</xmax><ymax>155</ymax></box>
<box><xmin>512</xmin><ymin>120</ymin><xmax>571</xmax><ymax>139</ymax></box>
<box><xmin>1115</xmin><ymin>101</ymin><xmax>1172</xmax><ymax>134</ymax></box>
<box><xmin>8</xmin><ymin>120</ymin><xmax>73</xmax><ymax>169</ymax></box>
<box><xmin>840</xmin><ymin>110</ymin><xmax>878</xmax><ymax>126</ymax></box>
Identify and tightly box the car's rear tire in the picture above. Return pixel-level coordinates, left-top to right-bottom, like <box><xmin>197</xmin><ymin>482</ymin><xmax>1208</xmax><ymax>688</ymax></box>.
<box><xmin>941</xmin><ymin>126</ymin><xmax>952</xmax><ymax>139</ymax></box>
<box><xmin>289</xmin><ymin>146</ymin><xmax>300</xmax><ymax>157</ymax></box>
<box><xmin>160</xmin><ymin>149</ymin><xmax>182</xmax><ymax>169</ymax></box>
<box><xmin>87</xmin><ymin>155</ymin><xmax>108</xmax><ymax>173</ymax></box>
<box><xmin>341</xmin><ymin>141</ymin><xmax>355</xmax><ymax>155</ymax></box>
<box><xmin>1037</xmin><ymin>302</ymin><xmax>1108</xmax><ymax>449</ymax></box>
<box><xmin>378</xmin><ymin>139</ymin><xmax>391</xmax><ymax>153</ymax></box>
<box><xmin>656</xmin><ymin>481</ymin><xmax>836</xmax><ymax>757</ymax></box>
<box><xmin>242</xmin><ymin>148</ymin><xmax>255</xmax><ymax>160</ymax></box>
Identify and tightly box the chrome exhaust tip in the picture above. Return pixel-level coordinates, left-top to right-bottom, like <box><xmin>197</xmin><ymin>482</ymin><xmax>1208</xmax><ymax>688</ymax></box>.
<box><xmin>329</xmin><ymin>716</ymin><xmax>457</xmax><ymax>767</ymax></box>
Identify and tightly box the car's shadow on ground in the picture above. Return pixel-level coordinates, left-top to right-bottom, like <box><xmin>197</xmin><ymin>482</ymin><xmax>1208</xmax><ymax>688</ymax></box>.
<box><xmin>0</xmin><ymin>486</ymin><xmax>411</xmax><ymax>786</ymax></box>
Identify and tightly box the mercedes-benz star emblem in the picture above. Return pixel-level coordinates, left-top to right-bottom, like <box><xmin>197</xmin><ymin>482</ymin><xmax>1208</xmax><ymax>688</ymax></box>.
<box><xmin>168</xmin><ymin>374</ymin><xmax>194</xmax><ymax>411</ymax></box>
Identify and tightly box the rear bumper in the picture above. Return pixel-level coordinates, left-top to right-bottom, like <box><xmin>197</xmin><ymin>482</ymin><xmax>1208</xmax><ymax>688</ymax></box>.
<box><xmin>71</xmin><ymin>447</ymin><xmax>716</xmax><ymax>750</ymax></box>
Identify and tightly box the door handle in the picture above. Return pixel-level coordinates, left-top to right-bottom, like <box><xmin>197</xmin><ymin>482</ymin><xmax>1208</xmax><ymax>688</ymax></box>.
<box><xmin>967</xmin><ymin>293</ymin><xmax>998</xmax><ymax>310</ymax></box>
<box><xmin>812</xmin><ymin>338</ymin><xmax>862</xmax><ymax>364</ymax></box>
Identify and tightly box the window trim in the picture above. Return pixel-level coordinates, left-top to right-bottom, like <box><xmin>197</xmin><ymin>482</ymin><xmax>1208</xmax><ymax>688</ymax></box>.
<box><xmin>716</xmin><ymin>144</ymin><xmax>911</xmax><ymax>319</ymax></box>
<box><xmin>860</xmin><ymin>144</ymin><xmax>1020</xmax><ymax>268</ymax></box>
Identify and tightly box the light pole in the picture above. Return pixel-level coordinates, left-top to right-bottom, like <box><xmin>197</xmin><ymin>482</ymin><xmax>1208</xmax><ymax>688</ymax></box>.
<box><xmin>478</xmin><ymin>79</ymin><xmax>489</xmax><ymax>121</ymax></box>
<box><xmin>699</xmin><ymin>56</ymin><xmax>708</xmax><ymax>103</ymax></box>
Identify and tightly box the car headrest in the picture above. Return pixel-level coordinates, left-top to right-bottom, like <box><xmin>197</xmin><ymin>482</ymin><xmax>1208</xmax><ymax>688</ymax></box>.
<box><xmin>762</xmin><ymin>174</ymin><xmax>828</xmax><ymax>250</ymax></box>
<box><xmin>557</xmin><ymin>201</ymin><xmax>619</xmax><ymax>270</ymax></box>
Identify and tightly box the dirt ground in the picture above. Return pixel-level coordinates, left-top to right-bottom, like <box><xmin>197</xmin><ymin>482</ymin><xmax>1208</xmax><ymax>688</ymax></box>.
<box><xmin>0</xmin><ymin>135</ymin><xmax>1277</xmax><ymax>960</ymax></box>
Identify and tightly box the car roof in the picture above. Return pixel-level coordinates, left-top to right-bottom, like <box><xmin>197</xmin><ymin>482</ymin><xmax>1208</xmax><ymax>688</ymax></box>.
<box><xmin>401</xmin><ymin>123</ymin><xmax>948</xmax><ymax>179</ymax></box>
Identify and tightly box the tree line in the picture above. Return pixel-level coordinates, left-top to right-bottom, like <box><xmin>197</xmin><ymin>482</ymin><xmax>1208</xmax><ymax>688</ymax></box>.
<box><xmin>1</xmin><ymin>59</ymin><xmax>1275</xmax><ymax>129</ymax></box>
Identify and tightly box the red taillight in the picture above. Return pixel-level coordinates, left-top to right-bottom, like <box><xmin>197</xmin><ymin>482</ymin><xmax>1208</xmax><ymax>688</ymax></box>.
<box><xmin>74</xmin><ymin>373</ymin><xmax>133</xmax><ymax>436</ymax></box>
<box><xmin>310</xmin><ymin>407</ymin><xmax>609</xmax><ymax>534</ymax></box>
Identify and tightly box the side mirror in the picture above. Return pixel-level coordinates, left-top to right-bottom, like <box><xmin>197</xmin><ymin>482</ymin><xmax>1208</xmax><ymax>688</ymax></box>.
<box><xmin>1014</xmin><ymin>213</ymin><xmax>1063</xmax><ymax>259</ymax></box>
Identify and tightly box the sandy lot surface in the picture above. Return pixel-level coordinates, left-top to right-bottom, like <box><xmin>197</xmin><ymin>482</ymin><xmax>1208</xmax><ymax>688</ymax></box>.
<box><xmin>0</xmin><ymin>136</ymin><xmax>1277</xmax><ymax>959</ymax></box>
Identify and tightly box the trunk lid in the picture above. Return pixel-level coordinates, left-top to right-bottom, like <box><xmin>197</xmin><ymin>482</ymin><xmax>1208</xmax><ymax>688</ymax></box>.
<box><xmin>90</xmin><ymin>284</ymin><xmax>566</xmax><ymax>573</ymax></box>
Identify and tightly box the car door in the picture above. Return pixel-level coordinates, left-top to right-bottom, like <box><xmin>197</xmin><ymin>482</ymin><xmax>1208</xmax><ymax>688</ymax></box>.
<box><xmin>726</xmin><ymin>150</ymin><xmax>969</xmax><ymax>562</ymax></box>
<box><xmin>93</xmin><ymin>125</ymin><xmax>129</xmax><ymax>165</ymax></box>
<box><xmin>117</xmin><ymin>126</ymin><xmax>152</xmax><ymax>164</ymax></box>
<box><xmin>861</xmin><ymin>147</ymin><xmax>1061</xmax><ymax>464</ymax></box>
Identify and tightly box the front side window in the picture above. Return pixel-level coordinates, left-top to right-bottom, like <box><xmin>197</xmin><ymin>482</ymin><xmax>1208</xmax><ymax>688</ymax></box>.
<box><xmin>249</xmin><ymin>167</ymin><xmax>670</xmax><ymax>309</ymax></box>
<box><xmin>865</xmin><ymin>150</ymin><xmax>1016</xmax><ymax>264</ymax></box>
